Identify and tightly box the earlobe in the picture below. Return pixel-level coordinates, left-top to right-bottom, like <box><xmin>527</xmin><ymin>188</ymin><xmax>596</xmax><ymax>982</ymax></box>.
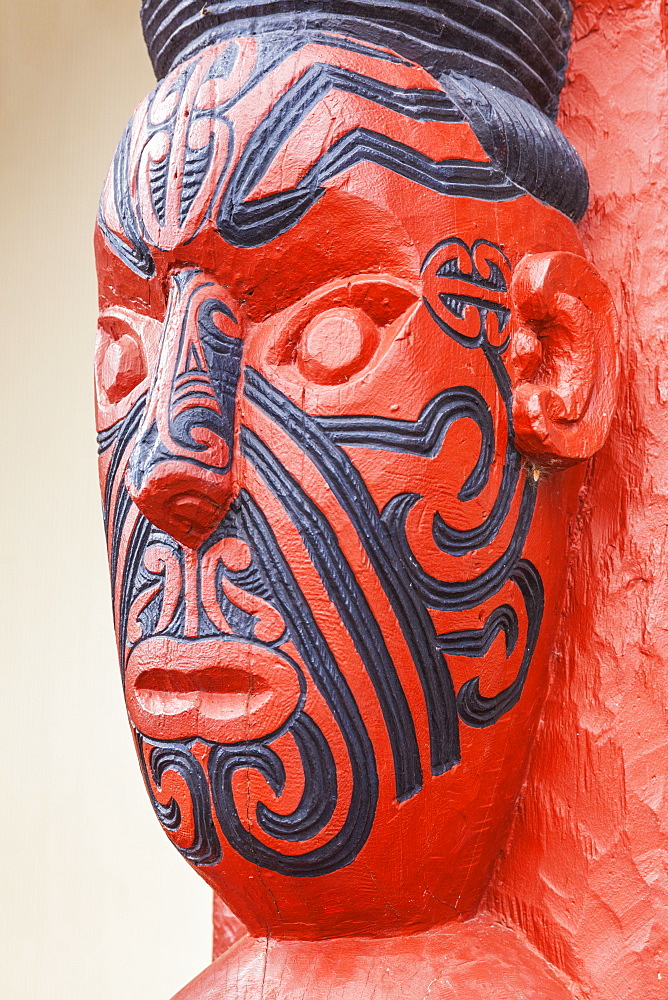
<box><xmin>508</xmin><ymin>251</ymin><xmax>619</xmax><ymax>470</ymax></box>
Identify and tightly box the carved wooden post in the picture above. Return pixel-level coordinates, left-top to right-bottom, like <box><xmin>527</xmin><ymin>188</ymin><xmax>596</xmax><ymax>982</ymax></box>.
<box><xmin>94</xmin><ymin>1</ymin><xmax>623</xmax><ymax>996</ymax></box>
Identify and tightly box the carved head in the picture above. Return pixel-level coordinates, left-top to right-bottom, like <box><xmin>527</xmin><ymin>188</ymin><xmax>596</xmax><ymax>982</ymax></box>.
<box><xmin>95</xmin><ymin>0</ymin><xmax>617</xmax><ymax>937</ymax></box>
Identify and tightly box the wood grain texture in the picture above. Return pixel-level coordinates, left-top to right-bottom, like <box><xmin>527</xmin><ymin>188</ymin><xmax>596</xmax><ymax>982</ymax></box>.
<box><xmin>487</xmin><ymin>2</ymin><xmax>668</xmax><ymax>995</ymax></box>
<box><xmin>182</xmin><ymin>917</ymin><xmax>575</xmax><ymax>999</ymax></box>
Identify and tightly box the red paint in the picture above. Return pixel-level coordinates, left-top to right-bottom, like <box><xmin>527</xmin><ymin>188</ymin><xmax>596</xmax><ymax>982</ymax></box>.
<box><xmin>124</xmin><ymin>272</ymin><xmax>242</xmax><ymax>549</ymax></box>
<box><xmin>92</xmin><ymin>13</ymin><xmax>660</xmax><ymax>997</ymax></box>
<box><xmin>485</xmin><ymin>2</ymin><xmax>668</xmax><ymax>996</ymax></box>
<box><xmin>508</xmin><ymin>252</ymin><xmax>618</xmax><ymax>470</ymax></box>
<box><xmin>126</xmin><ymin>636</ymin><xmax>304</xmax><ymax>744</ymax></box>
<box><xmin>185</xmin><ymin>917</ymin><xmax>577</xmax><ymax>999</ymax></box>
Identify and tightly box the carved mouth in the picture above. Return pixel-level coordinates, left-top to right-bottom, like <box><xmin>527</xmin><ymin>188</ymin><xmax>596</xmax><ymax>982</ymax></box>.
<box><xmin>125</xmin><ymin>636</ymin><xmax>303</xmax><ymax>744</ymax></box>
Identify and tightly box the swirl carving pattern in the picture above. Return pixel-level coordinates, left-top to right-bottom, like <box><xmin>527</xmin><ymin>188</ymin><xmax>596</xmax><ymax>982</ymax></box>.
<box><xmin>98</xmin><ymin>232</ymin><xmax>543</xmax><ymax>877</ymax></box>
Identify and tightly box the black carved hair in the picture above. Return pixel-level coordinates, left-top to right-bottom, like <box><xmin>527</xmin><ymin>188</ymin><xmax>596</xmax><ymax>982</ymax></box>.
<box><xmin>140</xmin><ymin>0</ymin><xmax>572</xmax><ymax>120</ymax></box>
<box><xmin>138</xmin><ymin>0</ymin><xmax>587</xmax><ymax>220</ymax></box>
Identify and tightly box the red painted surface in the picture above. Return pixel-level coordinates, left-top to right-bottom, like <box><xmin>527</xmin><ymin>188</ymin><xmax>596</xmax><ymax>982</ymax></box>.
<box><xmin>93</xmin><ymin>4</ymin><xmax>668</xmax><ymax>993</ymax></box>
<box><xmin>186</xmin><ymin>916</ymin><xmax>576</xmax><ymax>999</ymax></box>
<box><xmin>485</xmin><ymin>1</ymin><xmax>668</xmax><ymax>996</ymax></box>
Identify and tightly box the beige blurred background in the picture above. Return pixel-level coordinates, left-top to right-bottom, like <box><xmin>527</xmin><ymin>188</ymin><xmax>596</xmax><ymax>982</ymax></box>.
<box><xmin>0</xmin><ymin>2</ymin><xmax>212</xmax><ymax>997</ymax></box>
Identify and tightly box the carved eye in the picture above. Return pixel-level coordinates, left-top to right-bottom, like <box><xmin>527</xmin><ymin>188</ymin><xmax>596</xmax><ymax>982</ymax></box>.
<box><xmin>96</xmin><ymin>315</ymin><xmax>147</xmax><ymax>405</ymax></box>
<box><xmin>268</xmin><ymin>276</ymin><xmax>419</xmax><ymax>385</ymax></box>
<box><xmin>297</xmin><ymin>307</ymin><xmax>379</xmax><ymax>385</ymax></box>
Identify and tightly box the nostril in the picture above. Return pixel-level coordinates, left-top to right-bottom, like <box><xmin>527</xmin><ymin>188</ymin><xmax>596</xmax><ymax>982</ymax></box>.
<box><xmin>169</xmin><ymin>492</ymin><xmax>226</xmax><ymax>541</ymax></box>
<box><xmin>126</xmin><ymin>460</ymin><xmax>233</xmax><ymax>549</ymax></box>
<box><xmin>161</xmin><ymin>495</ymin><xmax>229</xmax><ymax>549</ymax></box>
<box><xmin>124</xmin><ymin>271</ymin><xmax>243</xmax><ymax>548</ymax></box>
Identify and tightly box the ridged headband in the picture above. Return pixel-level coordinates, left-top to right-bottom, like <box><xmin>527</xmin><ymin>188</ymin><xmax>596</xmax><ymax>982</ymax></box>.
<box><xmin>140</xmin><ymin>0</ymin><xmax>572</xmax><ymax>120</ymax></box>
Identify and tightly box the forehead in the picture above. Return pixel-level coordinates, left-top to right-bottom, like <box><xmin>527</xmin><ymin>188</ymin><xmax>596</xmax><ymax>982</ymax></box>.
<box><xmin>98</xmin><ymin>37</ymin><xmax>495</xmax><ymax>266</ymax></box>
<box><xmin>98</xmin><ymin>35</ymin><xmax>584</xmax><ymax>321</ymax></box>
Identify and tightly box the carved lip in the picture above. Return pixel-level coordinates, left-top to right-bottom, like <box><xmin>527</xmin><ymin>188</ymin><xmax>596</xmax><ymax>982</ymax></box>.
<box><xmin>125</xmin><ymin>636</ymin><xmax>303</xmax><ymax>744</ymax></box>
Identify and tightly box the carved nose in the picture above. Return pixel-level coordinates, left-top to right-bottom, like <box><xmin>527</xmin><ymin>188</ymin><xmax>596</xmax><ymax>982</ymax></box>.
<box><xmin>127</xmin><ymin>269</ymin><xmax>242</xmax><ymax>549</ymax></box>
<box><xmin>128</xmin><ymin>448</ymin><xmax>231</xmax><ymax>550</ymax></box>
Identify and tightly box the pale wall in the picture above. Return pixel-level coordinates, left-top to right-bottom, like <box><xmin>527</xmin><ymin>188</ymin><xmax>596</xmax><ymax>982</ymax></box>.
<box><xmin>0</xmin><ymin>3</ymin><xmax>211</xmax><ymax>997</ymax></box>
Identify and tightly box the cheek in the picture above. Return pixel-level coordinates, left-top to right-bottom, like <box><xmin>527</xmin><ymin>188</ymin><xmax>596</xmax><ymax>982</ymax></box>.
<box><xmin>94</xmin><ymin>309</ymin><xmax>162</xmax><ymax>432</ymax></box>
<box><xmin>521</xmin><ymin>462</ymin><xmax>584</xmax><ymax>635</ymax></box>
<box><xmin>97</xmin><ymin>333</ymin><xmax>145</xmax><ymax>405</ymax></box>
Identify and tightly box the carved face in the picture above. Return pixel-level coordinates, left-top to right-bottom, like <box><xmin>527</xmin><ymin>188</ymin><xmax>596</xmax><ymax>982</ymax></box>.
<box><xmin>96</xmin><ymin>35</ymin><xmax>587</xmax><ymax>936</ymax></box>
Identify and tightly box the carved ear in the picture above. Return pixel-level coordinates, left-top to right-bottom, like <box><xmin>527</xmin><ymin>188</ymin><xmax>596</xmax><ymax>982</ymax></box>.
<box><xmin>508</xmin><ymin>251</ymin><xmax>619</xmax><ymax>471</ymax></box>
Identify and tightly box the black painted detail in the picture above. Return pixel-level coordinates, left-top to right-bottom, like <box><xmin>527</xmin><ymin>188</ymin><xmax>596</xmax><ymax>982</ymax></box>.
<box><xmin>244</xmin><ymin>367</ymin><xmax>461</xmax><ymax>777</ymax></box>
<box><xmin>420</xmin><ymin>238</ymin><xmax>524</xmax><ymax>555</ymax></box>
<box><xmin>313</xmin><ymin>385</ymin><xmax>494</xmax><ymax>508</ymax></box>
<box><xmin>434</xmin><ymin>241</ymin><xmax>508</xmax><ymax>291</ymax></box>
<box><xmin>382</xmin><ymin>475</ymin><xmax>537</xmax><ymax>613</ymax></box>
<box><xmin>444</xmin><ymin>71</ymin><xmax>589</xmax><ymax>225</ymax></box>
<box><xmin>240</xmin><ymin>424</ymin><xmax>423</xmax><ymax>802</ymax></box>
<box><xmin>456</xmin><ymin>560</ymin><xmax>544</xmax><ymax>726</ymax></box>
<box><xmin>215</xmin><ymin>61</ymin><xmax>525</xmax><ymax>247</ymax></box>
<box><xmin>124</xmin><ymin>485</ymin><xmax>378</xmax><ymax>876</ymax></box>
<box><xmin>98</xmin><ymin>394</ymin><xmax>147</xmax><ymax>552</ymax></box>
<box><xmin>137</xmin><ymin>733</ymin><xmax>223</xmax><ymax>866</ymax></box>
<box><xmin>97</xmin><ymin>392</ymin><xmax>146</xmax><ymax>457</ymax></box>
<box><xmin>140</xmin><ymin>0</ymin><xmax>571</xmax><ymax>120</ymax></box>
<box><xmin>128</xmin><ymin>276</ymin><xmax>242</xmax><ymax>492</ymax></box>
<box><xmin>149</xmin><ymin>153</ymin><xmax>170</xmax><ymax>227</ymax></box>
<box><xmin>181</xmin><ymin>138</ymin><xmax>216</xmax><ymax>225</ymax></box>
<box><xmin>199</xmin><ymin>538</ymin><xmax>288</xmax><ymax>646</ymax></box>
<box><xmin>103</xmin><ymin>207</ymin><xmax>550</xmax><ymax>874</ymax></box>
<box><xmin>98</xmin><ymin>119</ymin><xmax>155</xmax><ymax>279</ymax></box>
<box><xmin>203</xmin><ymin>491</ymin><xmax>379</xmax><ymax>876</ymax></box>
<box><xmin>208</xmin><ymin>712</ymin><xmax>338</xmax><ymax>850</ymax></box>
<box><xmin>103</xmin><ymin>29</ymin><xmax>587</xmax><ymax>276</ymax></box>
<box><xmin>436</xmin><ymin>604</ymin><xmax>519</xmax><ymax>658</ymax></box>
<box><xmin>434</xmin><ymin>292</ymin><xmax>510</xmax><ymax>341</ymax></box>
<box><xmin>315</xmin><ymin>239</ymin><xmax>522</xmax><ymax>563</ymax></box>
<box><xmin>221</xmin><ymin>129</ymin><xmax>522</xmax><ymax>247</ymax></box>
<box><xmin>255</xmin><ymin>714</ymin><xmax>338</xmax><ymax>842</ymax></box>
<box><xmin>118</xmin><ymin>511</ymin><xmax>156</xmax><ymax>657</ymax></box>
<box><xmin>422</xmin><ymin>238</ymin><xmax>513</xmax><ymax>350</ymax></box>
<box><xmin>314</xmin><ymin>387</ymin><xmax>493</xmax><ymax>505</ymax></box>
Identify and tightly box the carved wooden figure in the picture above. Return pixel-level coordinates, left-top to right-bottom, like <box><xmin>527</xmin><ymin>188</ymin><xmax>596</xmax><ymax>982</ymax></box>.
<box><xmin>94</xmin><ymin>0</ymin><xmax>625</xmax><ymax>996</ymax></box>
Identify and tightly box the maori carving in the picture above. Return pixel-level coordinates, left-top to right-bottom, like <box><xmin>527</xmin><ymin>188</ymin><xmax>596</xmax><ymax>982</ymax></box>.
<box><xmin>95</xmin><ymin>1</ymin><xmax>619</xmax><ymax>997</ymax></box>
<box><xmin>98</xmin><ymin>242</ymin><xmax>542</xmax><ymax>872</ymax></box>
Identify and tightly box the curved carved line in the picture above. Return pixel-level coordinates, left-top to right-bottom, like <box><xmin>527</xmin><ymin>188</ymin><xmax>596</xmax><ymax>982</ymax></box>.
<box><xmin>436</xmin><ymin>603</ymin><xmax>519</xmax><ymax>658</ymax></box>
<box><xmin>456</xmin><ymin>559</ymin><xmax>544</xmax><ymax>726</ymax></box>
<box><xmin>252</xmin><ymin>714</ymin><xmax>338</xmax><ymax>842</ymax></box>
<box><xmin>99</xmin><ymin>394</ymin><xmax>147</xmax><ymax>526</ymax></box>
<box><xmin>382</xmin><ymin>476</ymin><xmax>536</xmax><ymax>612</ymax></box>
<box><xmin>241</xmin><ymin>425</ymin><xmax>422</xmax><ymax>802</ymax></box>
<box><xmin>208</xmin><ymin>491</ymin><xmax>379</xmax><ymax>876</ymax></box>
<box><xmin>99</xmin><ymin>120</ymin><xmax>155</xmax><ymax>278</ymax></box>
<box><xmin>244</xmin><ymin>368</ymin><xmax>460</xmax><ymax>777</ymax></box>
<box><xmin>137</xmin><ymin>733</ymin><xmax>222</xmax><ymax>866</ymax></box>
<box><xmin>142</xmin><ymin>3</ymin><xmax>568</xmax><ymax>116</ymax></box>
<box><xmin>118</xmin><ymin>508</ymin><xmax>156</xmax><ymax>661</ymax></box>
<box><xmin>313</xmin><ymin>386</ymin><xmax>493</xmax><ymax>504</ymax></box>
<box><xmin>220</xmin><ymin>128</ymin><xmax>521</xmax><ymax>246</ymax></box>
